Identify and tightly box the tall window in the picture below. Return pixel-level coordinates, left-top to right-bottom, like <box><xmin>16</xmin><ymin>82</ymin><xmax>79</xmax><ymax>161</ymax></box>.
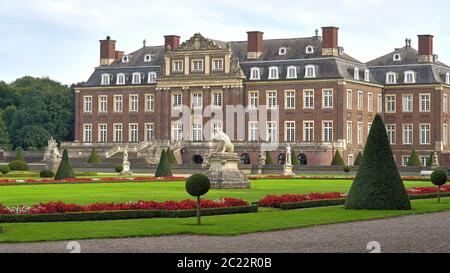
<box><xmin>287</xmin><ymin>66</ymin><xmax>297</xmax><ymax>79</ymax></box>
<box><xmin>172</xmin><ymin>122</ymin><xmax>183</xmax><ymax>142</ymax></box>
<box><xmin>305</xmin><ymin>65</ymin><xmax>316</xmax><ymax>78</ymax></box>
<box><xmin>145</xmin><ymin>94</ymin><xmax>154</xmax><ymax>112</ymax></box>
<box><xmin>192</xmin><ymin>59</ymin><xmax>204</xmax><ymax>72</ymax></box>
<box><xmin>420</xmin><ymin>124</ymin><xmax>430</xmax><ymax>145</ymax></box>
<box><xmin>285</xmin><ymin>90</ymin><xmax>295</xmax><ymax>109</ymax></box>
<box><xmin>367</xmin><ymin>93</ymin><xmax>373</xmax><ymax>112</ymax></box>
<box><xmin>402</xmin><ymin>95</ymin><xmax>413</xmax><ymax>112</ymax></box>
<box><xmin>386</xmin><ymin>125</ymin><xmax>396</xmax><ymax>145</ymax></box>
<box><xmin>192</xmin><ymin>93</ymin><xmax>203</xmax><ymax>109</ymax></box>
<box><xmin>117</xmin><ymin>73</ymin><xmax>125</xmax><ymax>85</ymax></box>
<box><xmin>148</xmin><ymin>72</ymin><xmax>157</xmax><ymax>84</ymax></box>
<box><xmin>386</xmin><ymin>95</ymin><xmax>396</xmax><ymax>113</ymax></box>
<box><xmin>129</xmin><ymin>95</ymin><xmax>139</xmax><ymax>112</ymax></box>
<box><xmin>212</xmin><ymin>92</ymin><xmax>223</xmax><ymax>107</ymax></box>
<box><xmin>212</xmin><ymin>122</ymin><xmax>223</xmax><ymax>135</ymax></box>
<box><xmin>377</xmin><ymin>94</ymin><xmax>383</xmax><ymax>113</ymax></box>
<box><xmin>172</xmin><ymin>93</ymin><xmax>182</xmax><ymax>108</ymax></box>
<box><xmin>444</xmin><ymin>124</ymin><xmax>449</xmax><ymax>146</ymax></box>
<box><xmin>285</xmin><ymin>122</ymin><xmax>296</xmax><ymax>142</ymax></box>
<box><xmin>446</xmin><ymin>72</ymin><xmax>450</xmax><ymax>85</ymax></box>
<box><xmin>444</xmin><ymin>94</ymin><xmax>449</xmax><ymax>113</ymax></box>
<box><xmin>250</xmin><ymin>68</ymin><xmax>260</xmax><ymax>80</ymax></box>
<box><xmin>192</xmin><ymin>123</ymin><xmax>203</xmax><ymax>142</ymax></box>
<box><xmin>419</xmin><ymin>94</ymin><xmax>431</xmax><ymax>112</ymax></box>
<box><xmin>303</xmin><ymin>90</ymin><xmax>314</xmax><ymax>109</ymax></box>
<box><xmin>267</xmin><ymin>122</ymin><xmax>278</xmax><ymax>142</ymax></box>
<box><xmin>83</xmin><ymin>96</ymin><xmax>92</xmax><ymax>113</ymax></box>
<box><xmin>268</xmin><ymin>67</ymin><xmax>279</xmax><ymax>80</ymax></box>
<box><xmin>83</xmin><ymin>124</ymin><xmax>92</xmax><ymax>143</ymax></box>
<box><xmin>303</xmin><ymin>121</ymin><xmax>314</xmax><ymax>142</ymax></box>
<box><xmin>367</xmin><ymin>123</ymin><xmax>372</xmax><ymax>139</ymax></box>
<box><xmin>402</xmin><ymin>124</ymin><xmax>413</xmax><ymax>145</ymax></box>
<box><xmin>386</xmin><ymin>72</ymin><xmax>397</xmax><ymax>84</ymax></box>
<box><xmin>357</xmin><ymin>91</ymin><xmax>363</xmax><ymax>111</ymax></box>
<box><xmin>249</xmin><ymin>92</ymin><xmax>259</xmax><ymax>109</ymax></box>
<box><xmin>114</xmin><ymin>124</ymin><xmax>123</xmax><ymax>143</ymax></box>
<box><xmin>145</xmin><ymin>123</ymin><xmax>154</xmax><ymax>141</ymax></box>
<box><xmin>98</xmin><ymin>124</ymin><xmax>107</xmax><ymax>143</ymax></box>
<box><xmin>323</xmin><ymin>121</ymin><xmax>333</xmax><ymax>142</ymax></box>
<box><xmin>249</xmin><ymin>122</ymin><xmax>259</xmax><ymax>142</ymax></box>
<box><xmin>404</xmin><ymin>71</ymin><xmax>415</xmax><ymax>83</ymax></box>
<box><xmin>364</xmin><ymin>70</ymin><xmax>370</xmax><ymax>82</ymax></box>
<box><xmin>114</xmin><ymin>95</ymin><xmax>123</xmax><ymax>112</ymax></box>
<box><xmin>212</xmin><ymin>59</ymin><xmax>224</xmax><ymax>71</ymax></box>
<box><xmin>132</xmin><ymin>73</ymin><xmax>141</xmax><ymax>84</ymax></box>
<box><xmin>354</xmin><ymin>67</ymin><xmax>360</xmax><ymax>80</ymax></box>
<box><xmin>129</xmin><ymin>124</ymin><xmax>139</xmax><ymax>143</ymax></box>
<box><xmin>346</xmin><ymin>90</ymin><xmax>352</xmax><ymax>110</ymax></box>
<box><xmin>99</xmin><ymin>96</ymin><xmax>107</xmax><ymax>113</ymax></box>
<box><xmin>357</xmin><ymin>122</ymin><xmax>363</xmax><ymax>144</ymax></box>
<box><xmin>101</xmin><ymin>74</ymin><xmax>110</xmax><ymax>85</ymax></box>
<box><xmin>267</xmin><ymin>91</ymin><xmax>277</xmax><ymax>109</ymax></box>
<box><xmin>173</xmin><ymin>60</ymin><xmax>183</xmax><ymax>72</ymax></box>
<box><xmin>323</xmin><ymin>89</ymin><xmax>333</xmax><ymax>108</ymax></box>
<box><xmin>346</xmin><ymin>122</ymin><xmax>352</xmax><ymax>143</ymax></box>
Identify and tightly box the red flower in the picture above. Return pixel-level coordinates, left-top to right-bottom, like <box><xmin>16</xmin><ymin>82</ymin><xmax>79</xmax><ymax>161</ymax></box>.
<box><xmin>258</xmin><ymin>192</ymin><xmax>347</xmax><ymax>208</ymax></box>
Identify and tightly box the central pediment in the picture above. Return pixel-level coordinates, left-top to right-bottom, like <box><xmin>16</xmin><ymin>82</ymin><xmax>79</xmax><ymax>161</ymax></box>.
<box><xmin>175</xmin><ymin>33</ymin><xmax>224</xmax><ymax>52</ymax></box>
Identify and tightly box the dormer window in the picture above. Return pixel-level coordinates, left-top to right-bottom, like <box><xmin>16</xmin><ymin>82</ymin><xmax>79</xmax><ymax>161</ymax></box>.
<box><xmin>287</xmin><ymin>66</ymin><xmax>297</xmax><ymax>79</ymax></box>
<box><xmin>212</xmin><ymin>58</ymin><xmax>224</xmax><ymax>71</ymax></box>
<box><xmin>278</xmin><ymin>47</ymin><xmax>287</xmax><ymax>56</ymax></box>
<box><xmin>122</xmin><ymin>55</ymin><xmax>129</xmax><ymax>63</ymax></box>
<box><xmin>306</xmin><ymin>46</ymin><xmax>314</xmax><ymax>54</ymax></box>
<box><xmin>144</xmin><ymin>54</ymin><xmax>152</xmax><ymax>63</ymax></box>
<box><xmin>101</xmin><ymin>74</ymin><xmax>110</xmax><ymax>85</ymax></box>
<box><xmin>386</xmin><ymin>72</ymin><xmax>397</xmax><ymax>84</ymax></box>
<box><xmin>148</xmin><ymin>72</ymin><xmax>157</xmax><ymax>84</ymax></box>
<box><xmin>354</xmin><ymin>67</ymin><xmax>360</xmax><ymax>80</ymax></box>
<box><xmin>268</xmin><ymin>67</ymin><xmax>279</xmax><ymax>80</ymax></box>
<box><xmin>446</xmin><ymin>72</ymin><xmax>450</xmax><ymax>85</ymax></box>
<box><xmin>116</xmin><ymin>73</ymin><xmax>125</xmax><ymax>85</ymax></box>
<box><xmin>192</xmin><ymin>59</ymin><xmax>204</xmax><ymax>72</ymax></box>
<box><xmin>250</xmin><ymin>67</ymin><xmax>260</xmax><ymax>80</ymax></box>
<box><xmin>172</xmin><ymin>60</ymin><xmax>183</xmax><ymax>72</ymax></box>
<box><xmin>404</xmin><ymin>71</ymin><xmax>416</xmax><ymax>84</ymax></box>
<box><xmin>132</xmin><ymin>73</ymin><xmax>141</xmax><ymax>84</ymax></box>
<box><xmin>364</xmin><ymin>69</ymin><xmax>370</xmax><ymax>82</ymax></box>
<box><xmin>305</xmin><ymin>65</ymin><xmax>316</xmax><ymax>78</ymax></box>
<box><xmin>393</xmin><ymin>54</ymin><xmax>401</xmax><ymax>61</ymax></box>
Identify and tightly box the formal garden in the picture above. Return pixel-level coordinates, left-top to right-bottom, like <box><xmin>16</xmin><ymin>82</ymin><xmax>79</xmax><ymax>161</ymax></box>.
<box><xmin>0</xmin><ymin>114</ymin><xmax>449</xmax><ymax>243</ymax></box>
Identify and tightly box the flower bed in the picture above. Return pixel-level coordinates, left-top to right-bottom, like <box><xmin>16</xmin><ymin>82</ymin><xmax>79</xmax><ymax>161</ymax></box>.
<box><xmin>0</xmin><ymin>198</ymin><xmax>248</xmax><ymax>215</ymax></box>
<box><xmin>258</xmin><ymin>192</ymin><xmax>348</xmax><ymax>208</ymax></box>
<box><xmin>247</xmin><ymin>175</ymin><xmax>354</xmax><ymax>180</ymax></box>
<box><xmin>407</xmin><ymin>185</ymin><xmax>450</xmax><ymax>195</ymax></box>
<box><xmin>0</xmin><ymin>176</ymin><xmax>186</xmax><ymax>185</ymax></box>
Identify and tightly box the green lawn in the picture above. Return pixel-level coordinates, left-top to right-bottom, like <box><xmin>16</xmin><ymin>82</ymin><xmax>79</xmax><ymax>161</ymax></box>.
<box><xmin>0</xmin><ymin>198</ymin><xmax>448</xmax><ymax>243</ymax></box>
<box><xmin>0</xmin><ymin>179</ymin><xmax>429</xmax><ymax>206</ymax></box>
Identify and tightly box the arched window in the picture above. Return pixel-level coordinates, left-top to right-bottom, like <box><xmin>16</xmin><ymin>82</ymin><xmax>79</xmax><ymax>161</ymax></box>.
<box><xmin>305</xmin><ymin>46</ymin><xmax>314</xmax><ymax>54</ymax></box>
<box><xmin>393</xmin><ymin>54</ymin><xmax>401</xmax><ymax>61</ymax></box>
<box><xmin>132</xmin><ymin>73</ymin><xmax>141</xmax><ymax>84</ymax></box>
<box><xmin>404</xmin><ymin>71</ymin><xmax>416</xmax><ymax>83</ymax></box>
<box><xmin>101</xmin><ymin>74</ymin><xmax>110</xmax><ymax>85</ymax></box>
<box><xmin>386</xmin><ymin>72</ymin><xmax>397</xmax><ymax>84</ymax></box>
<box><xmin>193</xmin><ymin>155</ymin><xmax>204</xmax><ymax>165</ymax></box>
<box><xmin>364</xmin><ymin>69</ymin><xmax>370</xmax><ymax>82</ymax></box>
<box><xmin>278</xmin><ymin>154</ymin><xmax>286</xmax><ymax>165</ymax></box>
<box><xmin>298</xmin><ymin>153</ymin><xmax>308</xmax><ymax>165</ymax></box>
<box><xmin>278</xmin><ymin>47</ymin><xmax>287</xmax><ymax>56</ymax></box>
<box><xmin>354</xmin><ymin>67</ymin><xmax>360</xmax><ymax>80</ymax></box>
<box><xmin>305</xmin><ymin>65</ymin><xmax>316</xmax><ymax>78</ymax></box>
<box><xmin>116</xmin><ymin>73</ymin><xmax>125</xmax><ymax>85</ymax></box>
<box><xmin>122</xmin><ymin>55</ymin><xmax>129</xmax><ymax>63</ymax></box>
<box><xmin>148</xmin><ymin>72</ymin><xmax>157</xmax><ymax>84</ymax></box>
<box><xmin>144</xmin><ymin>54</ymin><xmax>152</xmax><ymax>63</ymax></box>
<box><xmin>287</xmin><ymin>66</ymin><xmax>297</xmax><ymax>79</ymax></box>
<box><xmin>240</xmin><ymin>153</ymin><xmax>251</xmax><ymax>165</ymax></box>
<box><xmin>250</xmin><ymin>67</ymin><xmax>260</xmax><ymax>80</ymax></box>
<box><xmin>268</xmin><ymin>66</ymin><xmax>279</xmax><ymax>80</ymax></box>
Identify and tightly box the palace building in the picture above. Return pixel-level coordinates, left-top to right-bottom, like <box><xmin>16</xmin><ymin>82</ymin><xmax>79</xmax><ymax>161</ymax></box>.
<box><xmin>67</xmin><ymin>26</ymin><xmax>450</xmax><ymax>167</ymax></box>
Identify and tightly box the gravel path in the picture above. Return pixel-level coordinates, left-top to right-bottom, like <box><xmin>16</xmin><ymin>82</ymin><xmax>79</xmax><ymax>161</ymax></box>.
<box><xmin>1</xmin><ymin>211</ymin><xmax>449</xmax><ymax>253</ymax></box>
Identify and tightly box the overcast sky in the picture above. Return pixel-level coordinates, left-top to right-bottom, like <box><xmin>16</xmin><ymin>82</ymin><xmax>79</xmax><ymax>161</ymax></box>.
<box><xmin>1</xmin><ymin>0</ymin><xmax>449</xmax><ymax>85</ymax></box>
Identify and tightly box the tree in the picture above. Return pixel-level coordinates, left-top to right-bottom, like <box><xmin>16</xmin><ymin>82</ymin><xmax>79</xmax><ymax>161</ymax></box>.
<box><xmin>155</xmin><ymin>150</ymin><xmax>173</xmax><ymax>178</ymax></box>
<box><xmin>265</xmin><ymin>152</ymin><xmax>273</xmax><ymax>165</ymax></box>
<box><xmin>54</xmin><ymin>149</ymin><xmax>75</xmax><ymax>180</ymax></box>
<box><xmin>15</xmin><ymin>147</ymin><xmax>24</xmax><ymax>161</ymax></box>
<box><xmin>431</xmin><ymin>169</ymin><xmax>448</xmax><ymax>203</ymax></box>
<box><xmin>345</xmin><ymin>114</ymin><xmax>411</xmax><ymax>210</ymax></box>
<box><xmin>331</xmin><ymin>151</ymin><xmax>345</xmax><ymax>166</ymax></box>
<box><xmin>354</xmin><ymin>152</ymin><xmax>363</xmax><ymax>166</ymax></box>
<box><xmin>87</xmin><ymin>149</ymin><xmax>101</xmax><ymax>164</ymax></box>
<box><xmin>166</xmin><ymin>147</ymin><xmax>177</xmax><ymax>165</ymax></box>
<box><xmin>427</xmin><ymin>152</ymin><xmax>435</xmax><ymax>167</ymax></box>
<box><xmin>0</xmin><ymin>165</ymin><xmax>10</xmax><ymax>176</ymax></box>
<box><xmin>407</xmin><ymin>150</ymin><xmax>421</xmax><ymax>167</ymax></box>
<box><xmin>0</xmin><ymin>112</ymin><xmax>10</xmax><ymax>150</ymax></box>
<box><xmin>185</xmin><ymin>174</ymin><xmax>211</xmax><ymax>225</ymax></box>
<box><xmin>291</xmin><ymin>149</ymin><xmax>300</xmax><ymax>165</ymax></box>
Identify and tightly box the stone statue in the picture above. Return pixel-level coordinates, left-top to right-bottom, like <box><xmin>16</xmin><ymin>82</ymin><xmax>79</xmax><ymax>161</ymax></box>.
<box><xmin>259</xmin><ymin>151</ymin><xmax>267</xmax><ymax>165</ymax></box>
<box><xmin>121</xmin><ymin>146</ymin><xmax>133</xmax><ymax>175</ymax></box>
<box><xmin>212</xmin><ymin>131</ymin><xmax>234</xmax><ymax>154</ymax></box>
<box><xmin>286</xmin><ymin>145</ymin><xmax>292</xmax><ymax>166</ymax></box>
<box><xmin>431</xmin><ymin>152</ymin><xmax>439</xmax><ymax>169</ymax></box>
<box><xmin>282</xmin><ymin>144</ymin><xmax>295</xmax><ymax>176</ymax></box>
<box><xmin>43</xmin><ymin>137</ymin><xmax>61</xmax><ymax>170</ymax></box>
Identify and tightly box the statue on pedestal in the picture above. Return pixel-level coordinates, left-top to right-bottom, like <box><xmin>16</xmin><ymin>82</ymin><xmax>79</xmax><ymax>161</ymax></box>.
<box><xmin>282</xmin><ymin>145</ymin><xmax>295</xmax><ymax>176</ymax></box>
<box><xmin>121</xmin><ymin>147</ymin><xmax>133</xmax><ymax>176</ymax></box>
<box><xmin>42</xmin><ymin>137</ymin><xmax>62</xmax><ymax>170</ymax></box>
<box><xmin>205</xmin><ymin>131</ymin><xmax>249</xmax><ymax>189</ymax></box>
<box><xmin>431</xmin><ymin>152</ymin><xmax>440</xmax><ymax>169</ymax></box>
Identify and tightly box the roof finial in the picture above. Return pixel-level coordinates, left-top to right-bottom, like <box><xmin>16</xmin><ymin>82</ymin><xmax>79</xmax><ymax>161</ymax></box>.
<box><xmin>315</xmin><ymin>29</ymin><xmax>319</xmax><ymax>38</ymax></box>
<box><xmin>143</xmin><ymin>39</ymin><xmax>147</xmax><ymax>47</ymax></box>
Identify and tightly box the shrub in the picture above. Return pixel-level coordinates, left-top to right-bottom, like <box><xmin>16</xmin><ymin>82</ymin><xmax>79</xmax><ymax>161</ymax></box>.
<box><xmin>343</xmin><ymin>166</ymin><xmax>352</xmax><ymax>173</ymax></box>
<box><xmin>291</xmin><ymin>149</ymin><xmax>300</xmax><ymax>165</ymax></box>
<box><xmin>74</xmin><ymin>172</ymin><xmax>98</xmax><ymax>177</ymax></box>
<box><xmin>354</xmin><ymin>152</ymin><xmax>363</xmax><ymax>166</ymax></box>
<box><xmin>54</xmin><ymin>150</ymin><xmax>75</xmax><ymax>180</ymax></box>
<box><xmin>115</xmin><ymin>164</ymin><xmax>124</xmax><ymax>176</ymax></box>
<box><xmin>407</xmin><ymin>150</ymin><xmax>421</xmax><ymax>167</ymax></box>
<box><xmin>8</xmin><ymin>160</ymin><xmax>29</xmax><ymax>171</ymax></box>
<box><xmin>346</xmin><ymin>114</ymin><xmax>411</xmax><ymax>210</ymax></box>
<box><xmin>431</xmin><ymin>169</ymin><xmax>448</xmax><ymax>203</ymax></box>
<box><xmin>0</xmin><ymin>165</ymin><xmax>10</xmax><ymax>176</ymax></box>
<box><xmin>258</xmin><ymin>192</ymin><xmax>347</xmax><ymax>208</ymax></box>
<box><xmin>265</xmin><ymin>152</ymin><xmax>273</xmax><ymax>165</ymax></box>
<box><xmin>40</xmin><ymin>169</ymin><xmax>55</xmax><ymax>178</ymax></box>
<box><xmin>186</xmin><ymin>174</ymin><xmax>211</xmax><ymax>225</ymax></box>
<box><xmin>331</xmin><ymin>151</ymin><xmax>345</xmax><ymax>166</ymax></box>
<box><xmin>155</xmin><ymin>150</ymin><xmax>173</xmax><ymax>178</ymax></box>
<box><xmin>87</xmin><ymin>149</ymin><xmax>101</xmax><ymax>164</ymax></box>
<box><xmin>166</xmin><ymin>147</ymin><xmax>177</xmax><ymax>165</ymax></box>
<box><xmin>281</xmin><ymin>199</ymin><xmax>346</xmax><ymax>210</ymax></box>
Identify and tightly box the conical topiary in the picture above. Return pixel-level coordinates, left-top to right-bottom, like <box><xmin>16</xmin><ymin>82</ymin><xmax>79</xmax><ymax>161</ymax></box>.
<box><xmin>155</xmin><ymin>149</ymin><xmax>173</xmax><ymax>178</ymax></box>
<box><xmin>331</xmin><ymin>151</ymin><xmax>345</xmax><ymax>166</ymax></box>
<box><xmin>265</xmin><ymin>152</ymin><xmax>273</xmax><ymax>165</ymax></box>
<box><xmin>291</xmin><ymin>149</ymin><xmax>300</xmax><ymax>165</ymax></box>
<box><xmin>345</xmin><ymin>114</ymin><xmax>411</xmax><ymax>210</ymax></box>
<box><xmin>166</xmin><ymin>147</ymin><xmax>177</xmax><ymax>165</ymax></box>
<box><xmin>54</xmin><ymin>149</ymin><xmax>75</xmax><ymax>180</ymax></box>
<box><xmin>87</xmin><ymin>148</ymin><xmax>101</xmax><ymax>164</ymax></box>
<box><xmin>354</xmin><ymin>152</ymin><xmax>363</xmax><ymax>166</ymax></box>
<box><xmin>407</xmin><ymin>150</ymin><xmax>421</xmax><ymax>167</ymax></box>
<box><xmin>427</xmin><ymin>152</ymin><xmax>435</xmax><ymax>167</ymax></box>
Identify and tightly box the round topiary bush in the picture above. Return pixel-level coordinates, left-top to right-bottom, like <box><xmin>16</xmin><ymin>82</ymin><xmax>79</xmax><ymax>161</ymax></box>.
<box><xmin>40</xmin><ymin>169</ymin><xmax>55</xmax><ymax>178</ymax></box>
<box><xmin>431</xmin><ymin>169</ymin><xmax>448</xmax><ymax>203</ymax></box>
<box><xmin>115</xmin><ymin>164</ymin><xmax>124</xmax><ymax>176</ymax></box>
<box><xmin>8</xmin><ymin>160</ymin><xmax>29</xmax><ymax>171</ymax></box>
<box><xmin>186</xmin><ymin>174</ymin><xmax>211</xmax><ymax>225</ymax></box>
<box><xmin>0</xmin><ymin>165</ymin><xmax>10</xmax><ymax>176</ymax></box>
<box><xmin>343</xmin><ymin>166</ymin><xmax>352</xmax><ymax>173</ymax></box>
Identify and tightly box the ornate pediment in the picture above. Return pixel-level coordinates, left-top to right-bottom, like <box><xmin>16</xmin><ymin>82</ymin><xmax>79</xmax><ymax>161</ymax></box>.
<box><xmin>175</xmin><ymin>33</ymin><xmax>224</xmax><ymax>52</ymax></box>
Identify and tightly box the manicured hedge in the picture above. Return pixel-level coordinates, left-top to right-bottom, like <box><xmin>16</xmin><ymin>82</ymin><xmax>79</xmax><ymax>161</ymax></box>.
<box><xmin>409</xmin><ymin>192</ymin><xmax>450</xmax><ymax>200</ymax></box>
<box><xmin>5</xmin><ymin>172</ymin><xmax>40</xmax><ymax>178</ymax></box>
<box><xmin>0</xmin><ymin>205</ymin><xmax>258</xmax><ymax>223</ymax></box>
<box><xmin>281</xmin><ymin>199</ymin><xmax>346</xmax><ymax>210</ymax></box>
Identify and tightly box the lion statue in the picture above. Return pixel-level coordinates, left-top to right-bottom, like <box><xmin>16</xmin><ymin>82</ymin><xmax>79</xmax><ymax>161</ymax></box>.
<box><xmin>212</xmin><ymin>131</ymin><xmax>234</xmax><ymax>154</ymax></box>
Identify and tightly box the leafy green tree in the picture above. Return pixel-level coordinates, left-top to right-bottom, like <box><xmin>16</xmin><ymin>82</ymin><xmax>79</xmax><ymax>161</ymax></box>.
<box><xmin>87</xmin><ymin>149</ymin><xmax>101</xmax><ymax>164</ymax></box>
<box><xmin>15</xmin><ymin>147</ymin><xmax>24</xmax><ymax>161</ymax></box>
<box><xmin>331</xmin><ymin>151</ymin><xmax>345</xmax><ymax>166</ymax></box>
<box><xmin>345</xmin><ymin>114</ymin><xmax>411</xmax><ymax>210</ymax></box>
<box><xmin>291</xmin><ymin>149</ymin><xmax>300</xmax><ymax>165</ymax></box>
<box><xmin>186</xmin><ymin>174</ymin><xmax>211</xmax><ymax>225</ymax></box>
<box><xmin>0</xmin><ymin>112</ymin><xmax>10</xmax><ymax>150</ymax></box>
<box><xmin>431</xmin><ymin>169</ymin><xmax>448</xmax><ymax>203</ymax></box>
<box><xmin>407</xmin><ymin>150</ymin><xmax>421</xmax><ymax>167</ymax></box>
<box><xmin>155</xmin><ymin>150</ymin><xmax>173</xmax><ymax>178</ymax></box>
<box><xmin>265</xmin><ymin>152</ymin><xmax>273</xmax><ymax>165</ymax></box>
<box><xmin>54</xmin><ymin>150</ymin><xmax>75</xmax><ymax>180</ymax></box>
<box><xmin>354</xmin><ymin>152</ymin><xmax>363</xmax><ymax>166</ymax></box>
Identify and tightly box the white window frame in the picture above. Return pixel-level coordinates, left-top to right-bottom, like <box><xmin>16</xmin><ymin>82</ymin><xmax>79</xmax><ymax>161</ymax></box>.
<box><xmin>303</xmin><ymin>121</ymin><xmax>314</xmax><ymax>142</ymax></box>
<box><xmin>266</xmin><ymin>91</ymin><xmax>278</xmax><ymax>110</ymax></box>
<box><xmin>285</xmin><ymin>90</ymin><xmax>296</xmax><ymax>110</ymax></box>
<box><xmin>191</xmin><ymin>122</ymin><xmax>203</xmax><ymax>142</ymax></box>
<box><xmin>83</xmin><ymin>124</ymin><xmax>92</xmax><ymax>143</ymax></box>
<box><xmin>393</xmin><ymin>54</ymin><xmax>401</xmax><ymax>61</ymax></box>
<box><xmin>114</xmin><ymin>95</ymin><xmax>123</xmax><ymax>113</ymax></box>
<box><xmin>144</xmin><ymin>54</ymin><xmax>152</xmax><ymax>63</ymax></box>
<box><xmin>354</xmin><ymin>67</ymin><xmax>360</xmax><ymax>80</ymax></box>
<box><xmin>357</xmin><ymin>91</ymin><xmax>363</xmax><ymax>111</ymax></box>
<box><xmin>346</xmin><ymin>121</ymin><xmax>352</xmax><ymax>143</ymax></box>
<box><xmin>402</xmin><ymin>156</ymin><xmax>410</xmax><ymax>167</ymax></box>
<box><xmin>346</xmin><ymin>90</ymin><xmax>352</xmax><ymax>110</ymax></box>
<box><xmin>191</xmin><ymin>59</ymin><xmax>204</xmax><ymax>72</ymax></box>
<box><xmin>386</xmin><ymin>72</ymin><xmax>397</xmax><ymax>84</ymax></box>
<box><xmin>377</xmin><ymin>94</ymin><xmax>383</xmax><ymax>113</ymax></box>
<box><xmin>419</xmin><ymin>93</ymin><xmax>431</xmax><ymax>112</ymax></box>
<box><xmin>172</xmin><ymin>60</ymin><xmax>184</xmax><ymax>72</ymax></box>
<box><xmin>305</xmin><ymin>46</ymin><xmax>314</xmax><ymax>54</ymax></box>
<box><xmin>172</xmin><ymin>93</ymin><xmax>182</xmax><ymax>109</ymax></box>
<box><xmin>402</xmin><ymin>124</ymin><xmax>413</xmax><ymax>145</ymax></box>
<box><xmin>83</xmin><ymin>96</ymin><xmax>93</xmax><ymax>113</ymax></box>
<box><xmin>404</xmin><ymin>71</ymin><xmax>416</xmax><ymax>84</ymax></box>
<box><xmin>132</xmin><ymin>73</ymin><xmax>141</xmax><ymax>84</ymax></box>
<box><xmin>172</xmin><ymin>122</ymin><xmax>183</xmax><ymax>142</ymax></box>
<box><xmin>419</xmin><ymin>123</ymin><xmax>431</xmax><ymax>145</ymax></box>
<box><xmin>101</xmin><ymin>74</ymin><xmax>110</xmax><ymax>85</ymax></box>
<box><xmin>113</xmin><ymin>123</ymin><xmax>123</xmax><ymax>143</ymax></box>
<box><xmin>305</xmin><ymin>65</ymin><xmax>316</xmax><ymax>78</ymax></box>
<box><xmin>211</xmin><ymin>91</ymin><xmax>223</xmax><ymax>108</ymax></box>
<box><xmin>116</xmin><ymin>73</ymin><xmax>125</xmax><ymax>85</ymax></box>
<box><xmin>446</xmin><ymin>72</ymin><xmax>450</xmax><ymax>85</ymax></box>
<box><xmin>402</xmin><ymin>94</ymin><xmax>413</xmax><ymax>113</ymax></box>
<box><xmin>248</xmin><ymin>91</ymin><xmax>259</xmax><ymax>109</ymax></box>
<box><xmin>212</xmin><ymin>58</ymin><xmax>224</xmax><ymax>71</ymax></box>
<box><xmin>303</xmin><ymin>89</ymin><xmax>314</xmax><ymax>109</ymax></box>
<box><xmin>191</xmin><ymin>93</ymin><xmax>203</xmax><ymax>109</ymax></box>
<box><xmin>248</xmin><ymin>121</ymin><xmax>259</xmax><ymax>142</ymax></box>
<box><xmin>147</xmin><ymin>72</ymin><xmax>157</xmax><ymax>84</ymax></box>
<box><xmin>367</xmin><ymin>93</ymin><xmax>373</xmax><ymax>112</ymax></box>
<box><xmin>444</xmin><ymin>94</ymin><xmax>449</xmax><ymax>113</ymax></box>
<box><xmin>266</xmin><ymin>122</ymin><xmax>278</xmax><ymax>142</ymax></box>
<box><xmin>364</xmin><ymin>69</ymin><xmax>370</xmax><ymax>82</ymax></box>
<box><xmin>386</xmin><ymin>95</ymin><xmax>396</xmax><ymax>113</ymax></box>
<box><xmin>98</xmin><ymin>124</ymin><xmax>107</xmax><ymax>143</ymax></box>
<box><xmin>322</xmin><ymin>89</ymin><xmax>333</xmax><ymax>109</ymax></box>
<box><xmin>444</xmin><ymin>124</ymin><xmax>449</xmax><ymax>146</ymax></box>
<box><xmin>129</xmin><ymin>94</ymin><xmax>139</xmax><ymax>112</ymax></box>
<box><xmin>357</xmin><ymin>122</ymin><xmax>363</xmax><ymax>144</ymax></box>
<box><xmin>98</xmin><ymin>95</ymin><xmax>108</xmax><ymax>113</ymax></box>
<box><xmin>386</xmin><ymin>124</ymin><xmax>396</xmax><ymax>145</ymax></box>
<box><xmin>145</xmin><ymin>94</ymin><xmax>154</xmax><ymax>112</ymax></box>
<box><xmin>285</xmin><ymin>121</ymin><xmax>296</xmax><ymax>142</ymax></box>
<box><xmin>287</xmin><ymin>66</ymin><xmax>297</xmax><ymax>79</ymax></box>
<box><xmin>145</xmin><ymin>123</ymin><xmax>155</xmax><ymax>141</ymax></box>
<box><xmin>268</xmin><ymin>67</ymin><xmax>279</xmax><ymax>80</ymax></box>
<box><xmin>250</xmin><ymin>67</ymin><xmax>261</xmax><ymax>80</ymax></box>
<box><xmin>322</xmin><ymin>121</ymin><xmax>333</xmax><ymax>142</ymax></box>
<box><xmin>129</xmin><ymin>123</ymin><xmax>139</xmax><ymax>143</ymax></box>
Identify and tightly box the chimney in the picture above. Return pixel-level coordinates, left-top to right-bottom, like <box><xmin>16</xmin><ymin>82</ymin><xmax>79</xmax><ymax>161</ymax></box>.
<box><xmin>418</xmin><ymin>35</ymin><xmax>434</xmax><ymax>63</ymax></box>
<box><xmin>115</xmin><ymin>51</ymin><xmax>124</xmax><ymax>60</ymax></box>
<box><xmin>321</xmin><ymin>27</ymin><xmax>339</xmax><ymax>56</ymax></box>
<box><xmin>100</xmin><ymin>36</ymin><xmax>116</xmax><ymax>66</ymax></box>
<box><xmin>247</xmin><ymin>31</ymin><xmax>264</xmax><ymax>60</ymax></box>
<box><xmin>165</xmin><ymin>35</ymin><xmax>181</xmax><ymax>51</ymax></box>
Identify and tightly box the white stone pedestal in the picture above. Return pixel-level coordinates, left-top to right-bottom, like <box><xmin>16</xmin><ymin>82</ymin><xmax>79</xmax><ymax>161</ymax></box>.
<box><xmin>282</xmin><ymin>163</ymin><xmax>295</xmax><ymax>176</ymax></box>
<box><xmin>205</xmin><ymin>153</ymin><xmax>250</xmax><ymax>189</ymax></box>
<box><xmin>121</xmin><ymin>161</ymin><xmax>133</xmax><ymax>176</ymax></box>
